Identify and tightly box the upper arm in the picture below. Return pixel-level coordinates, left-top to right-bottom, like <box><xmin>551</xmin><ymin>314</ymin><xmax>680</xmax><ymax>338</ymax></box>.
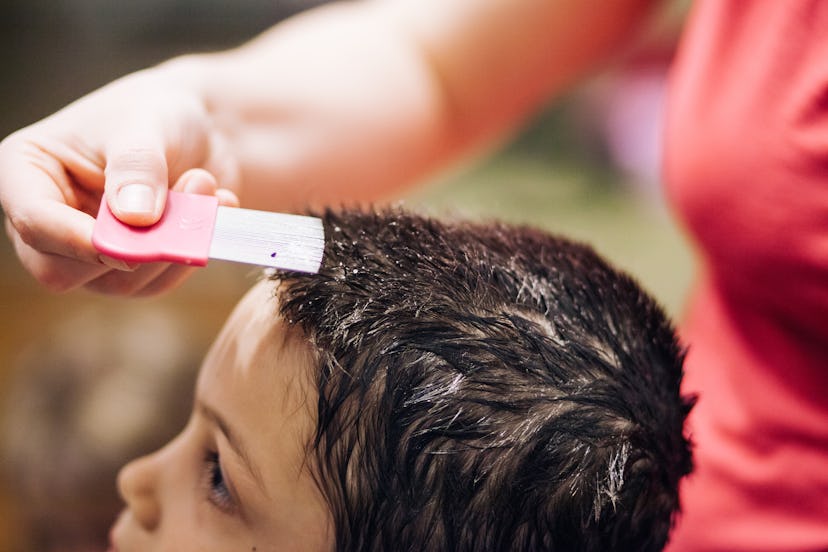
<box><xmin>375</xmin><ymin>0</ymin><xmax>660</xmax><ymax>144</ymax></box>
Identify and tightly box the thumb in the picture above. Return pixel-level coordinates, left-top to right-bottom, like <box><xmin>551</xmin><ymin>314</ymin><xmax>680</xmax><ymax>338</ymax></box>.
<box><xmin>104</xmin><ymin>143</ymin><xmax>169</xmax><ymax>226</ymax></box>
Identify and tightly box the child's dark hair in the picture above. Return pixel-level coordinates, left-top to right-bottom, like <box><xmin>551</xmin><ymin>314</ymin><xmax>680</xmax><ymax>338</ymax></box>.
<box><xmin>273</xmin><ymin>208</ymin><xmax>694</xmax><ymax>552</ymax></box>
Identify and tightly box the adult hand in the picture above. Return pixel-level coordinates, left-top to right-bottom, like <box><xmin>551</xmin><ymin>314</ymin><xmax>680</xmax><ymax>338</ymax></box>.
<box><xmin>0</xmin><ymin>66</ymin><xmax>240</xmax><ymax>296</ymax></box>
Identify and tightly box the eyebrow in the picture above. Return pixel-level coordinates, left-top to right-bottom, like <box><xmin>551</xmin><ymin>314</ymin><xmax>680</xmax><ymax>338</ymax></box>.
<box><xmin>198</xmin><ymin>401</ymin><xmax>267</xmax><ymax>494</ymax></box>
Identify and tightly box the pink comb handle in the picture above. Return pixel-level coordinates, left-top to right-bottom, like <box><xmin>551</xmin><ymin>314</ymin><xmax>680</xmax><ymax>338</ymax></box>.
<box><xmin>92</xmin><ymin>191</ymin><xmax>218</xmax><ymax>266</ymax></box>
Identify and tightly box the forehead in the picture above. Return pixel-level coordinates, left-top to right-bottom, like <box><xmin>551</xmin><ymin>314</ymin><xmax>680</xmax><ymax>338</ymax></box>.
<box><xmin>198</xmin><ymin>281</ymin><xmax>332</xmax><ymax>543</ymax></box>
<box><xmin>197</xmin><ymin>279</ymin><xmax>316</xmax><ymax>447</ymax></box>
<box><xmin>202</xmin><ymin>279</ymin><xmax>303</xmax><ymax>374</ymax></box>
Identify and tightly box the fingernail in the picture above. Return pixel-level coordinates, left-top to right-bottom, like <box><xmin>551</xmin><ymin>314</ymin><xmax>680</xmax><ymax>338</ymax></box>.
<box><xmin>99</xmin><ymin>254</ymin><xmax>138</xmax><ymax>272</ymax></box>
<box><xmin>117</xmin><ymin>184</ymin><xmax>155</xmax><ymax>214</ymax></box>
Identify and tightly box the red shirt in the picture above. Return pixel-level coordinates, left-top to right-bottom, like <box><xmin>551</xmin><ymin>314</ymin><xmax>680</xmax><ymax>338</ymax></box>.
<box><xmin>664</xmin><ymin>1</ymin><xmax>828</xmax><ymax>550</ymax></box>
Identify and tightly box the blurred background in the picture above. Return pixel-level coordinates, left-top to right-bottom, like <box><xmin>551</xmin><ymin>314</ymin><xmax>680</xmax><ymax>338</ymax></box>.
<box><xmin>0</xmin><ymin>1</ymin><xmax>694</xmax><ymax>550</ymax></box>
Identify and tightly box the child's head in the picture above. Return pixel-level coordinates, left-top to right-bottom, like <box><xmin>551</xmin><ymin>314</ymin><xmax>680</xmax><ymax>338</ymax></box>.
<box><xmin>112</xmin><ymin>208</ymin><xmax>693</xmax><ymax>552</ymax></box>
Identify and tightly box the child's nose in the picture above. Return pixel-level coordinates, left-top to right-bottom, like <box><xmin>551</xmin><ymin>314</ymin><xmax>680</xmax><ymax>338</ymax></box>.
<box><xmin>117</xmin><ymin>453</ymin><xmax>161</xmax><ymax>531</ymax></box>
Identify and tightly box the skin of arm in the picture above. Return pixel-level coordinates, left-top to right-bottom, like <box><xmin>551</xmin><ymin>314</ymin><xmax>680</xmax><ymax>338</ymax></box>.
<box><xmin>0</xmin><ymin>0</ymin><xmax>658</xmax><ymax>295</ymax></box>
<box><xmin>173</xmin><ymin>0</ymin><xmax>658</xmax><ymax>211</ymax></box>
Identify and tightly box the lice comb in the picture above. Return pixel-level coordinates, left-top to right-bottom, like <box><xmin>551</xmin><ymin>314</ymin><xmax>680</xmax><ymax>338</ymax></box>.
<box><xmin>92</xmin><ymin>191</ymin><xmax>324</xmax><ymax>273</ymax></box>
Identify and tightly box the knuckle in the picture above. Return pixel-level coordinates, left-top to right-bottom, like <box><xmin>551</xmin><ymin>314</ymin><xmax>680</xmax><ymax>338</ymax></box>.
<box><xmin>84</xmin><ymin>271</ymin><xmax>142</xmax><ymax>296</ymax></box>
<box><xmin>65</xmin><ymin>237</ymin><xmax>90</xmax><ymax>264</ymax></box>
<box><xmin>133</xmin><ymin>285</ymin><xmax>166</xmax><ymax>298</ymax></box>
<box><xmin>34</xmin><ymin>264</ymin><xmax>78</xmax><ymax>294</ymax></box>
<box><xmin>107</xmin><ymin>147</ymin><xmax>166</xmax><ymax>175</ymax></box>
<box><xmin>133</xmin><ymin>270</ymin><xmax>187</xmax><ymax>297</ymax></box>
<box><xmin>6</xmin><ymin>207</ymin><xmax>37</xmax><ymax>248</ymax></box>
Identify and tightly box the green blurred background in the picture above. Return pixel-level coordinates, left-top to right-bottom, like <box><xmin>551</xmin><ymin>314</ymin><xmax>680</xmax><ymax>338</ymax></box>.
<box><xmin>0</xmin><ymin>1</ymin><xmax>694</xmax><ymax>550</ymax></box>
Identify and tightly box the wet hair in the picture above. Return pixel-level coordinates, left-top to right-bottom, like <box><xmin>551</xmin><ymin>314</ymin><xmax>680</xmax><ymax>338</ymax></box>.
<box><xmin>273</xmin><ymin>208</ymin><xmax>693</xmax><ymax>552</ymax></box>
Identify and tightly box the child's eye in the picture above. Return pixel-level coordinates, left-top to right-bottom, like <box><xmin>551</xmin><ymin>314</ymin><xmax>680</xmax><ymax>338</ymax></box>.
<box><xmin>203</xmin><ymin>450</ymin><xmax>237</xmax><ymax>514</ymax></box>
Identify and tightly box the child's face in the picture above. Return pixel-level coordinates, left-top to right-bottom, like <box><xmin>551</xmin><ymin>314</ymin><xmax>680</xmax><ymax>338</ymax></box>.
<box><xmin>108</xmin><ymin>280</ymin><xmax>332</xmax><ymax>551</ymax></box>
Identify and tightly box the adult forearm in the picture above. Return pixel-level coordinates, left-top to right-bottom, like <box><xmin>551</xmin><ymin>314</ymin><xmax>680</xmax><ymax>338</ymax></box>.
<box><xmin>165</xmin><ymin>0</ymin><xmax>658</xmax><ymax>212</ymax></box>
<box><xmin>0</xmin><ymin>0</ymin><xmax>658</xmax><ymax>295</ymax></box>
